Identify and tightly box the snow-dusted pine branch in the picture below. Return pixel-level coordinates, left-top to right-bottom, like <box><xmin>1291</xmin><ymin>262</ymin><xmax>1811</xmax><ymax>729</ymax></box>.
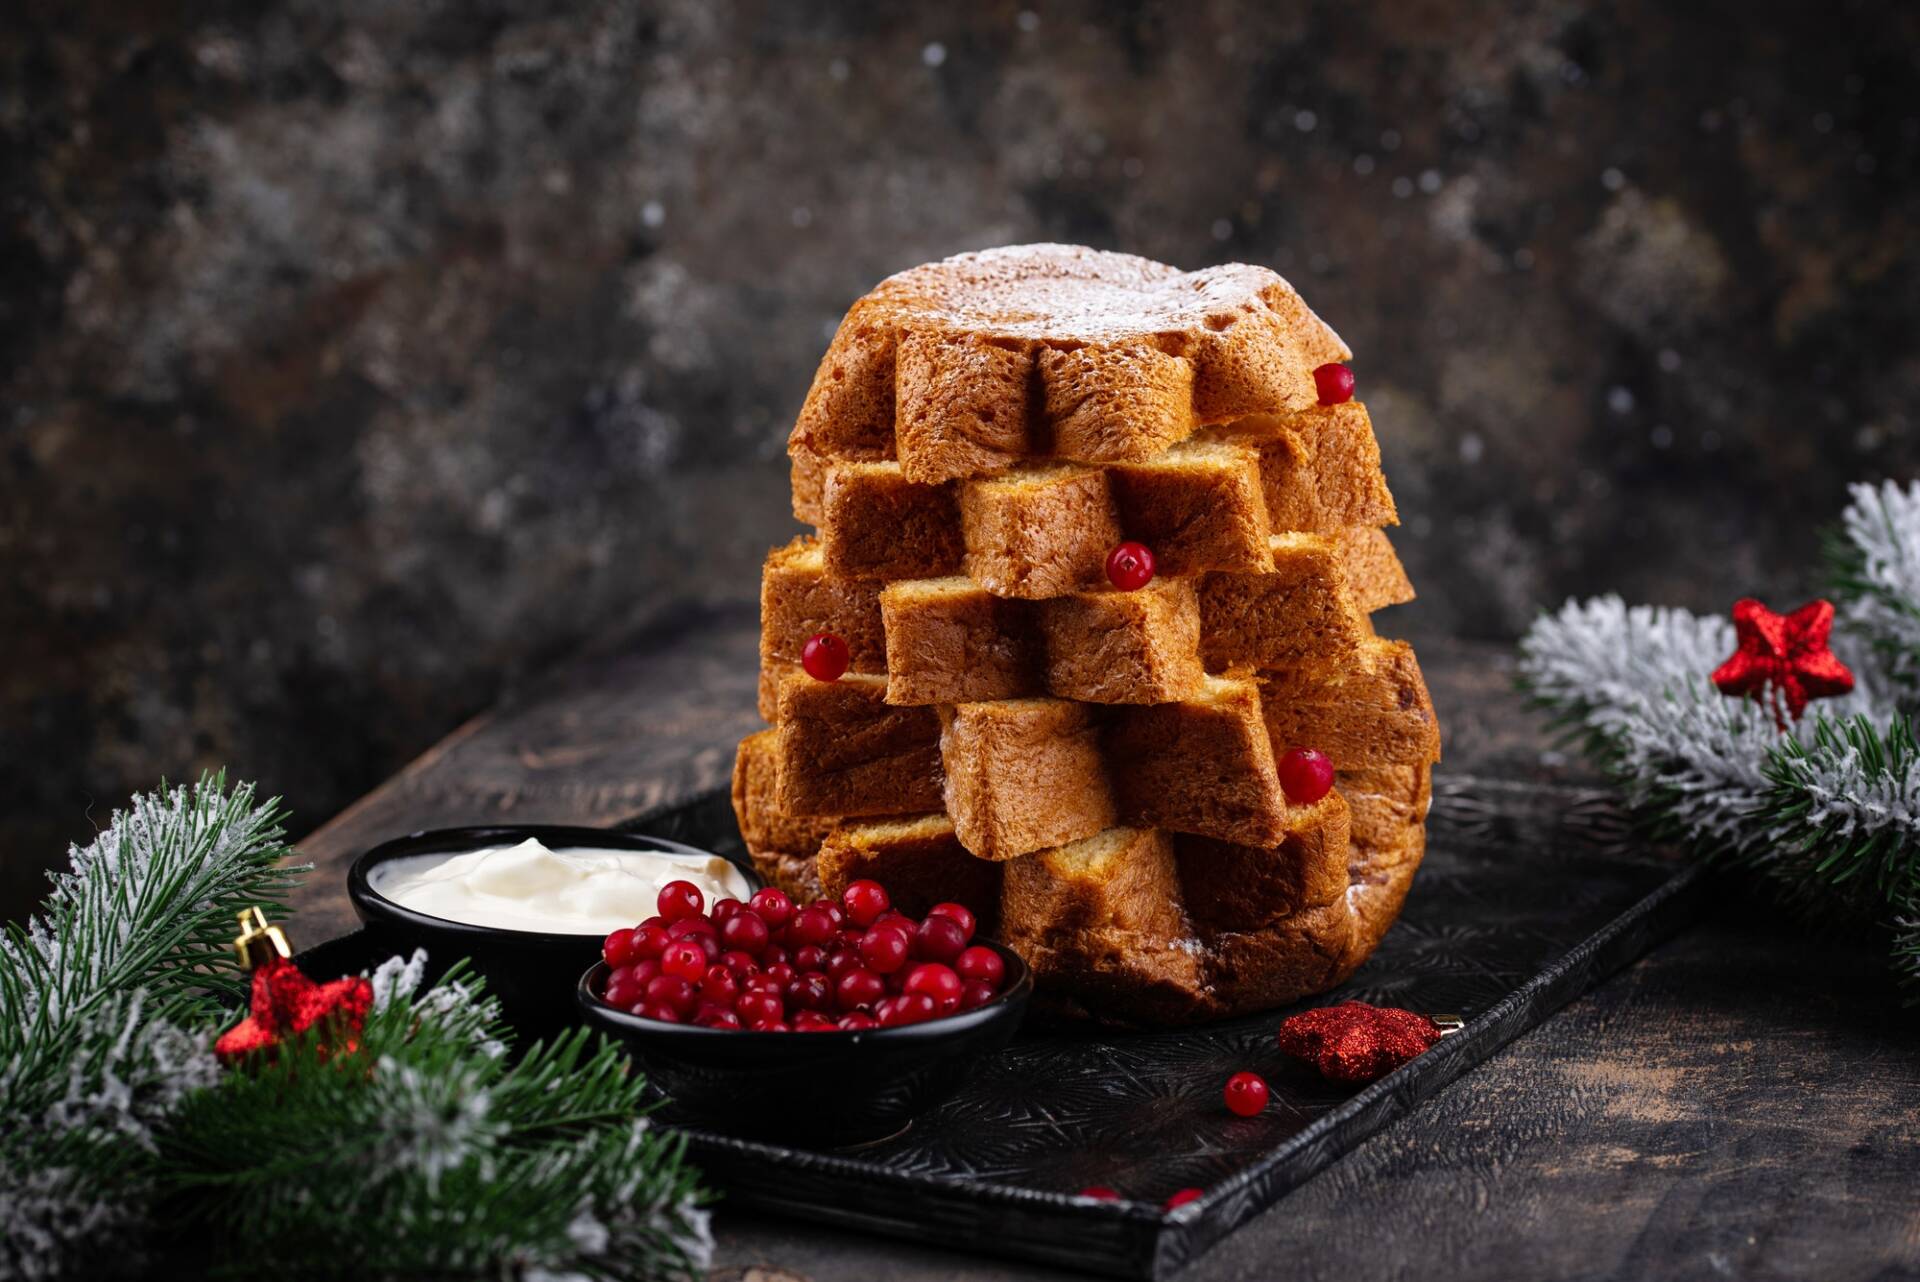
<box><xmin>1519</xmin><ymin>480</ymin><xmax>1920</xmax><ymax>999</ymax></box>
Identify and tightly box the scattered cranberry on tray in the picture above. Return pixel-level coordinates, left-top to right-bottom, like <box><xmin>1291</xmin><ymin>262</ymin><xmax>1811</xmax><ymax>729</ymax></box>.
<box><xmin>597</xmin><ymin>878</ymin><xmax>1008</xmax><ymax>1031</ymax></box>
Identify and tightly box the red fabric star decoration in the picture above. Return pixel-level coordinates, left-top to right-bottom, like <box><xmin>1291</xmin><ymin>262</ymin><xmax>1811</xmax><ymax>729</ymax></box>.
<box><xmin>1275</xmin><ymin>1000</ymin><xmax>1444</xmax><ymax>1084</ymax></box>
<box><xmin>214</xmin><ymin>955</ymin><xmax>373</xmax><ymax>1066</ymax></box>
<box><xmin>1710</xmin><ymin>598</ymin><xmax>1854</xmax><ymax>730</ymax></box>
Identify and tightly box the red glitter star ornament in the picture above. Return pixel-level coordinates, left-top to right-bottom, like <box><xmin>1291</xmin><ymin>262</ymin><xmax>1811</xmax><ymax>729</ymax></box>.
<box><xmin>1275</xmin><ymin>1000</ymin><xmax>1450</xmax><ymax>1084</ymax></box>
<box><xmin>1710</xmin><ymin>598</ymin><xmax>1854</xmax><ymax>730</ymax></box>
<box><xmin>214</xmin><ymin>908</ymin><xmax>373</xmax><ymax>1066</ymax></box>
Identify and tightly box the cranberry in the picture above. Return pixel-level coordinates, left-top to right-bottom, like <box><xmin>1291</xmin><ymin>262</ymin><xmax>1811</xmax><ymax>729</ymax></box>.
<box><xmin>880</xmin><ymin>992</ymin><xmax>937</xmax><ymax>1026</ymax></box>
<box><xmin>639</xmin><ymin>1002</ymin><xmax>681</xmax><ymax>1023</ymax></box>
<box><xmin>666</xmin><ymin>916</ymin><xmax>716</xmax><ymax>939</ymax></box>
<box><xmin>787</xmin><ymin>973</ymin><xmax>834</xmax><ymax>1012</ymax></box>
<box><xmin>926</xmin><ymin>902</ymin><xmax>977</xmax><ymax>943</ymax></box>
<box><xmin>820</xmin><ymin>901</ymin><xmax>847</xmax><ymax>930</ymax></box>
<box><xmin>660</xmin><ymin>940</ymin><xmax>708</xmax><ymax>983</ymax></box>
<box><xmin>721</xmin><ymin>950</ymin><xmax>759</xmax><ymax>977</ymax></box>
<box><xmin>1277</xmin><ymin>746</ymin><xmax>1335</xmax><ymax>804</ymax></box>
<box><xmin>698</xmin><ymin>1007</ymin><xmax>743</xmax><ymax>1030</ymax></box>
<box><xmin>794</xmin><ymin>1011</ymin><xmax>839</xmax><ymax>1031</ymax></box>
<box><xmin>1106</xmin><ymin>541</ymin><xmax>1156</xmax><ymax>591</ymax></box>
<box><xmin>657</xmin><ymin>879</ymin><xmax>705</xmax><ymax>923</ymax></box>
<box><xmin>902</xmin><ymin>962</ymin><xmax>964</xmax><ymax>1014</ymax></box>
<box><xmin>835</xmin><ymin>967</ymin><xmax>886</xmax><ymax>1012</ymax></box>
<box><xmin>737</xmin><ymin>990</ymin><xmax>783</xmax><ymax>1027</ymax></box>
<box><xmin>913</xmin><ymin>914</ymin><xmax>968</xmax><ymax>964</ymax></box>
<box><xmin>711</xmin><ymin>898</ymin><xmax>743</xmax><ymax>923</ymax></box>
<box><xmin>700</xmin><ymin>965</ymin><xmax>740</xmax><ymax>1007</ymax></box>
<box><xmin>787</xmin><ymin>904</ymin><xmax>835</xmax><ymax>948</ymax></box>
<box><xmin>1164</xmin><ymin>1188</ymin><xmax>1203</xmax><ymax>1211</ymax></box>
<box><xmin>719</xmin><ymin>910</ymin><xmax>770</xmax><ymax>956</ymax></box>
<box><xmin>745</xmin><ymin>973</ymin><xmax>785</xmax><ymax>994</ymax></box>
<box><xmin>603</xmin><ymin>927</ymin><xmax>641</xmax><ymax>968</ymax></box>
<box><xmin>875</xmin><ymin>910</ymin><xmax>915</xmax><ymax>930</ymax></box>
<box><xmin>603</xmin><ymin>969</ymin><xmax>645</xmax><ymax>1009</ymax></box>
<box><xmin>858</xmin><ymin>924</ymin><xmax>912</xmax><ymax>974</ymax></box>
<box><xmin>841</xmin><ymin>879</ymin><xmax>891</xmax><ymax>927</ymax></box>
<box><xmin>1313</xmin><ymin>362</ymin><xmax>1355</xmax><ymax>406</ymax></box>
<box><xmin>764</xmin><ymin>962</ymin><xmax>796</xmax><ymax>987</ymax></box>
<box><xmin>801</xmin><ymin>631</ymin><xmax>850</xmax><ymax>682</ymax></box>
<box><xmin>644</xmin><ymin>974</ymin><xmax>695</xmax><ymax>1017</ymax></box>
<box><xmin>792</xmin><ymin>944</ymin><xmax>828</xmax><ymax>974</ymax></box>
<box><xmin>954</xmin><ymin>945</ymin><xmax>1005</xmax><ymax>987</ymax></box>
<box><xmin>761</xmin><ymin>944</ymin><xmax>790</xmax><ymax>968</ymax></box>
<box><xmin>959</xmin><ymin>979</ymin><xmax>998</xmax><ymax>1010</ymax></box>
<box><xmin>838</xmin><ymin>1012</ymin><xmax>878</xmax><ymax>1031</ymax></box>
<box><xmin>825</xmin><ymin>949</ymin><xmax>860</xmax><ymax>979</ymax></box>
<box><xmin>631</xmin><ymin>924</ymin><xmax>670</xmax><ymax>960</ymax></box>
<box><xmin>748</xmin><ymin>887</ymin><xmax>794</xmax><ymax>930</ymax></box>
<box><xmin>1079</xmin><ymin>1187</ymin><xmax>1121</xmax><ymax>1201</ymax></box>
<box><xmin>629</xmin><ymin>957</ymin><xmax>661</xmax><ymax>986</ymax></box>
<box><xmin>1224</xmin><ymin>1070</ymin><xmax>1270</xmax><ymax>1117</ymax></box>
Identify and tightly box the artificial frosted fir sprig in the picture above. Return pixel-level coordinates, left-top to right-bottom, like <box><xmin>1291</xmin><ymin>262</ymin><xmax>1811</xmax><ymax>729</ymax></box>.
<box><xmin>0</xmin><ymin>774</ymin><xmax>711</xmax><ymax>1282</ymax></box>
<box><xmin>1519</xmin><ymin>481</ymin><xmax>1920</xmax><ymax>995</ymax></box>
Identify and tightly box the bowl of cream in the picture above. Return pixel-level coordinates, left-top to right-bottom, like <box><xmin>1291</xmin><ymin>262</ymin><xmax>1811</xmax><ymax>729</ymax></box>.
<box><xmin>349</xmin><ymin>825</ymin><xmax>758</xmax><ymax>1041</ymax></box>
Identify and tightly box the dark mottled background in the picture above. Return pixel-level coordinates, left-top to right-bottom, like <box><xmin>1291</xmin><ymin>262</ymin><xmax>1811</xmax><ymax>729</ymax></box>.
<box><xmin>3</xmin><ymin>0</ymin><xmax>1917</xmax><ymax>920</ymax></box>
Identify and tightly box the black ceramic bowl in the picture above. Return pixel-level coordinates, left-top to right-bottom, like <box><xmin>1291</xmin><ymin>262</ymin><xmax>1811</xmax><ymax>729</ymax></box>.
<box><xmin>349</xmin><ymin>824</ymin><xmax>760</xmax><ymax>1044</ymax></box>
<box><xmin>577</xmin><ymin>941</ymin><xmax>1033</xmax><ymax>1145</ymax></box>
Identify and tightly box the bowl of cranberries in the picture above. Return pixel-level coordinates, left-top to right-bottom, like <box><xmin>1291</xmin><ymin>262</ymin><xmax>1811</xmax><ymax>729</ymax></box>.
<box><xmin>578</xmin><ymin>878</ymin><xmax>1031</xmax><ymax>1144</ymax></box>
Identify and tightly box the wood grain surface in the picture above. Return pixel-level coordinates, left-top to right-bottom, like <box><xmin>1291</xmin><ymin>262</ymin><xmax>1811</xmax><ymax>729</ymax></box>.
<box><xmin>291</xmin><ymin>607</ymin><xmax>1920</xmax><ymax>1282</ymax></box>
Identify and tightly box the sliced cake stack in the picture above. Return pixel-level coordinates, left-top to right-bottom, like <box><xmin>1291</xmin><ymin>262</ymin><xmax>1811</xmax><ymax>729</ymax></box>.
<box><xmin>732</xmin><ymin>244</ymin><xmax>1439</xmax><ymax>1026</ymax></box>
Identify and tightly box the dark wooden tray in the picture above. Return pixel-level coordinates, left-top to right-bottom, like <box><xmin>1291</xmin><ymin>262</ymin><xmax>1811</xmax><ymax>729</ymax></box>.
<box><xmin>300</xmin><ymin>773</ymin><xmax>1706</xmax><ymax>1280</ymax></box>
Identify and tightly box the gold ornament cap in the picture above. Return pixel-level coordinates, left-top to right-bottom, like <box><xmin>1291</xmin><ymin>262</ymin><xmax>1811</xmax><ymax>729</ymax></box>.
<box><xmin>232</xmin><ymin>906</ymin><xmax>293</xmax><ymax>968</ymax></box>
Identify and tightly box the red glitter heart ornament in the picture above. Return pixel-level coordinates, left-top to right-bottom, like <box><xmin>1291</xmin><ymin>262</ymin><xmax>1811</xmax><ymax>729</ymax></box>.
<box><xmin>1710</xmin><ymin>598</ymin><xmax>1854</xmax><ymax>730</ymax></box>
<box><xmin>1275</xmin><ymin>1000</ymin><xmax>1446</xmax><ymax>1084</ymax></box>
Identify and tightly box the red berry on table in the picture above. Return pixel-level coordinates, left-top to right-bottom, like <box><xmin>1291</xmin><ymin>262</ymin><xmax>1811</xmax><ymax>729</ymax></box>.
<box><xmin>1105</xmin><ymin>541</ymin><xmax>1156</xmax><ymax>591</ymax></box>
<box><xmin>836</xmin><ymin>966</ymin><xmax>886</xmax><ymax>1012</ymax></box>
<box><xmin>1313</xmin><ymin>362</ymin><xmax>1355</xmax><ymax>405</ymax></box>
<box><xmin>926</xmin><ymin>902</ymin><xmax>977</xmax><ymax>943</ymax></box>
<box><xmin>801</xmin><ymin>631</ymin><xmax>850</xmax><ymax>682</ymax></box>
<box><xmin>719</xmin><ymin>910</ymin><xmax>770</xmax><ymax>956</ymax></box>
<box><xmin>902</xmin><ymin>962</ymin><xmax>964</xmax><ymax>1015</ymax></box>
<box><xmin>657</xmin><ymin>879</ymin><xmax>705</xmax><ymax>923</ymax></box>
<box><xmin>838</xmin><ymin>1012</ymin><xmax>878</xmax><ymax>1031</ymax></box>
<box><xmin>1277</xmin><ymin>746</ymin><xmax>1335</xmax><ymax>804</ymax></box>
<box><xmin>913</xmin><ymin>914</ymin><xmax>968</xmax><ymax>964</ymax></box>
<box><xmin>603</xmin><ymin>928</ymin><xmax>641</xmax><ymax>968</ymax></box>
<box><xmin>1079</xmin><ymin>1187</ymin><xmax>1120</xmax><ymax>1201</ymax></box>
<box><xmin>748</xmin><ymin>887</ymin><xmax>794</xmax><ymax>930</ymax></box>
<box><xmin>842</xmin><ymin>879</ymin><xmax>891</xmax><ymax>927</ymax></box>
<box><xmin>959</xmin><ymin>979</ymin><xmax>998</xmax><ymax>1011</ymax></box>
<box><xmin>858</xmin><ymin>925</ymin><xmax>912</xmax><ymax>974</ymax></box>
<box><xmin>644</xmin><ymin>974</ymin><xmax>696</xmax><ymax>1017</ymax></box>
<box><xmin>954</xmin><ymin>945</ymin><xmax>1005</xmax><ymax>988</ymax></box>
<box><xmin>787</xmin><ymin>904</ymin><xmax>836</xmax><ymax>948</ymax></box>
<box><xmin>1224</xmin><ymin>1070</ymin><xmax>1270</xmax><ymax>1117</ymax></box>
<box><xmin>660</xmin><ymin>940</ymin><xmax>708</xmax><ymax>983</ymax></box>
<box><xmin>1164</xmin><ymin>1188</ymin><xmax>1203</xmax><ymax>1211</ymax></box>
<box><xmin>737</xmin><ymin>989</ymin><xmax>783</xmax><ymax>1028</ymax></box>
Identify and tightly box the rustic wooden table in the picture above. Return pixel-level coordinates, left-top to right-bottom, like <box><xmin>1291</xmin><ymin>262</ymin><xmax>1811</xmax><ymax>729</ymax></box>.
<box><xmin>291</xmin><ymin>605</ymin><xmax>1920</xmax><ymax>1282</ymax></box>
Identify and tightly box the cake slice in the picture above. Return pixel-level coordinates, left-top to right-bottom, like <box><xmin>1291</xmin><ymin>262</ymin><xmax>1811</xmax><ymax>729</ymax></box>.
<box><xmin>1173</xmin><ymin>791</ymin><xmax>1352</xmax><ymax>932</ymax></box>
<box><xmin>1033</xmin><ymin>577</ymin><xmax>1204</xmax><ymax>704</ymax></box>
<box><xmin>1198</xmin><ymin>532</ymin><xmax>1368</xmax><ymax>673</ymax></box>
<box><xmin>772</xmin><ymin>671</ymin><xmax>943</xmax><ymax>817</ymax></box>
<box><xmin>1335</xmin><ymin>525</ymin><xmax>1416</xmax><ymax>613</ymax></box>
<box><xmin>816</xmin><ymin>814</ymin><xmax>1002</xmax><ymax>929</ymax></box>
<box><xmin>1105</xmin><ymin>675</ymin><xmax>1292</xmax><ymax>845</ymax></box>
<box><xmin>820</xmin><ymin>460</ymin><xmax>964</xmax><ymax>580</ymax></box>
<box><xmin>879</xmin><ymin>576</ymin><xmax>1042</xmax><ymax>705</ymax></box>
<box><xmin>999</xmin><ymin>827</ymin><xmax>1212</xmax><ymax>1026</ymax></box>
<box><xmin>730</xmin><ymin>729</ymin><xmax>835</xmax><ymax>902</ymax></box>
<box><xmin>759</xmin><ymin>536</ymin><xmax>885</xmax><ymax>676</ymax></box>
<box><xmin>939</xmin><ymin>698</ymin><xmax>1117</xmax><ymax>859</ymax></box>
<box><xmin>1259</xmin><ymin>638</ymin><xmax>1442</xmax><ymax>770</ymax></box>
<box><xmin>1038</xmin><ymin>341</ymin><xmax>1199</xmax><ymax>464</ymax></box>
<box><xmin>894</xmin><ymin>332</ymin><xmax>1037</xmax><ymax>483</ymax></box>
<box><xmin>1106</xmin><ymin>437</ymin><xmax>1273</xmax><ymax>574</ymax></box>
<box><xmin>1205</xmin><ymin>401</ymin><xmax>1397</xmax><ymax>532</ymax></box>
<box><xmin>960</xmin><ymin>464</ymin><xmax>1121</xmax><ymax>599</ymax></box>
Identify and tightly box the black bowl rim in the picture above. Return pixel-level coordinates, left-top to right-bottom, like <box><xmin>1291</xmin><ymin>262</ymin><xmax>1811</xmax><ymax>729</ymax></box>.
<box><xmin>348</xmin><ymin>823</ymin><xmax>763</xmax><ymax>944</ymax></box>
<box><xmin>576</xmin><ymin>938</ymin><xmax>1033</xmax><ymax>1043</ymax></box>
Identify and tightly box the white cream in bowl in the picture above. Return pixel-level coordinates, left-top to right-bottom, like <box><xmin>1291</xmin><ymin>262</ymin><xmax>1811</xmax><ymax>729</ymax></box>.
<box><xmin>371</xmin><ymin>837</ymin><xmax>750</xmax><ymax>935</ymax></box>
